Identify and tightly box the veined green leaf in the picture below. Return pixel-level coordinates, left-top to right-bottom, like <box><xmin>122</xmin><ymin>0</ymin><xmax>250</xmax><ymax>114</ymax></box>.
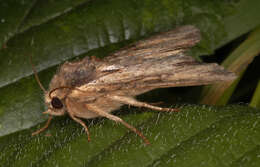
<box><xmin>0</xmin><ymin>105</ymin><xmax>259</xmax><ymax>167</ymax></box>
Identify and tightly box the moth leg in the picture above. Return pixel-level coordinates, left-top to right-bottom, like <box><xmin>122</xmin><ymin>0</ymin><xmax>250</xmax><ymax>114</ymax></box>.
<box><xmin>108</xmin><ymin>95</ymin><xmax>179</xmax><ymax>112</ymax></box>
<box><xmin>32</xmin><ymin>116</ymin><xmax>53</xmax><ymax>136</ymax></box>
<box><xmin>87</xmin><ymin>105</ymin><xmax>150</xmax><ymax>145</ymax></box>
<box><xmin>69</xmin><ymin>114</ymin><xmax>91</xmax><ymax>142</ymax></box>
<box><xmin>65</xmin><ymin>98</ymin><xmax>91</xmax><ymax>141</ymax></box>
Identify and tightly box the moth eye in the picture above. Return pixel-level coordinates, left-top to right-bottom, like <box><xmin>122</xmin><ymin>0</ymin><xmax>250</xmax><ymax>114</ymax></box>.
<box><xmin>51</xmin><ymin>97</ymin><xmax>63</xmax><ymax>109</ymax></box>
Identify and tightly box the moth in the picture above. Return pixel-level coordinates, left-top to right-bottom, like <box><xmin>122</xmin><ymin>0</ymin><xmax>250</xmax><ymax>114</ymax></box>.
<box><xmin>31</xmin><ymin>25</ymin><xmax>236</xmax><ymax>144</ymax></box>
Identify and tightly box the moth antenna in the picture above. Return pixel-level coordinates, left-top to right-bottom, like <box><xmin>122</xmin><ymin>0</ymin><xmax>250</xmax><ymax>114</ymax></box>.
<box><xmin>49</xmin><ymin>86</ymin><xmax>74</xmax><ymax>98</ymax></box>
<box><xmin>49</xmin><ymin>86</ymin><xmax>87</xmax><ymax>98</ymax></box>
<box><xmin>29</xmin><ymin>55</ymin><xmax>47</xmax><ymax>93</ymax></box>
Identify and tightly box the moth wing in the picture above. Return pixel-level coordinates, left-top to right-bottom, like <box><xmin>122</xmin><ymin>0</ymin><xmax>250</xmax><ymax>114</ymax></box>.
<box><xmin>103</xmin><ymin>25</ymin><xmax>200</xmax><ymax>65</ymax></box>
<box><xmin>84</xmin><ymin>26</ymin><xmax>235</xmax><ymax>95</ymax></box>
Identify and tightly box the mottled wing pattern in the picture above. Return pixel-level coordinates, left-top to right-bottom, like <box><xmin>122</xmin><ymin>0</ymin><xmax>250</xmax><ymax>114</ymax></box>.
<box><xmin>77</xmin><ymin>26</ymin><xmax>235</xmax><ymax>96</ymax></box>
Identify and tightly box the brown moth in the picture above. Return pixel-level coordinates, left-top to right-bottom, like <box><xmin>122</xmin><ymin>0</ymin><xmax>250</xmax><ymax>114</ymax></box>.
<box><xmin>31</xmin><ymin>25</ymin><xmax>236</xmax><ymax>144</ymax></box>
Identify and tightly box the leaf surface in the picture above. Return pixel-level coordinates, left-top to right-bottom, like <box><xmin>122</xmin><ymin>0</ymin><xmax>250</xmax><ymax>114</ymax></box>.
<box><xmin>0</xmin><ymin>105</ymin><xmax>259</xmax><ymax>167</ymax></box>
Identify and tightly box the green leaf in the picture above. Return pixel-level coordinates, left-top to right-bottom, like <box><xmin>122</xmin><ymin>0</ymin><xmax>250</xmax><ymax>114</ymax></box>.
<box><xmin>200</xmin><ymin>26</ymin><xmax>260</xmax><ymax>105</ymax></box>
<box><xmin>148</xmin><ymin>106</ymin><xmax>260</xmax><ymax>167</ymax></box>
<box><xmin>0</xmin><ymin>0</ymin><xmax>35</xmax><ymax>47</ymax></box>
<box><xmin>250</xmin><ymin>80</ymin><xmax>260</xmax><ymax>109</ymax></box>
<box><xmin>19</xmin><ymin>0</ymin><xmax>92</xmax><ymax>32</ymax></box>
<box><xmin>0</xmin><ymin>105</ymin><xmax>259</xmax><ymax>166</ymax></box>
<box><xmin>0</xmin><ymin>0</ymin><xmax>91</xmax><ymax>47</ymax></box>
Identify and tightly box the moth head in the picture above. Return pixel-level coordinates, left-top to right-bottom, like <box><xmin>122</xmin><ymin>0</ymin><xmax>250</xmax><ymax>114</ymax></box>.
<box><xmin>43</xmin><ymin>87</ymin><xmax>70</xmax><ymax>116</ymax></box>
<box><xmin>29</xmin><ymin>56</ymin><xmax>68</xmax><ymax>116</ymax></box>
